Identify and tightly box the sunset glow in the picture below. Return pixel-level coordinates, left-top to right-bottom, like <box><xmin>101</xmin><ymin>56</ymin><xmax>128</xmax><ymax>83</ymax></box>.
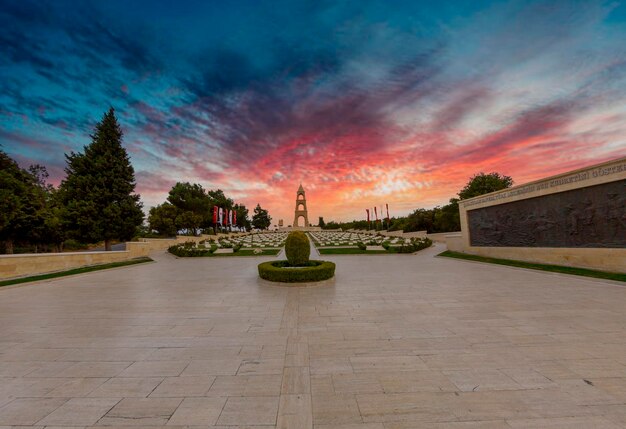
<box><xmin>1</xmin><ymin>1</ymin><xmax>625</xmax><ymax>223</ymax></box>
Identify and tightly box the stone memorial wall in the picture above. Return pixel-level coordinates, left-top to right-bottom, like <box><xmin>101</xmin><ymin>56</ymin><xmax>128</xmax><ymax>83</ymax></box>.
<box><xmin>468</xmin><ymin>180</ymin><xmax>625</xmax><ymax>248</ymax></box>
<box><xmin>455</xmin><ymin>157</ymin><xmax>626</xmax><ymax>273</ymax></box>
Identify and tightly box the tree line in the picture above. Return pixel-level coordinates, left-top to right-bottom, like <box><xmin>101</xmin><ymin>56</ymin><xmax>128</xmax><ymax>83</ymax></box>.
<box><xmin>147</xmin><ymin>184</ymin><xmax>272</xmax><ymax>235</ymax></box>
<box><xmin>321</xmin><ymin>172</ymin><xmax>514</xmax><ymax>233</ymax></box>
<box><xmin>1</xmin><ymin>107</ymin><xmax>273</xmax><ymax>254</ymax></box>
<box><xmin>1</xmin><ymin>108</ymin><xmax>143</xmax><ymax>253</ymax></box>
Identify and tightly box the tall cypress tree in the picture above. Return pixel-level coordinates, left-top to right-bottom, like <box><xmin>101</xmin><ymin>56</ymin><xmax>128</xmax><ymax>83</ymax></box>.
<box><xmin>60</xmin><ymin>108</ymin><xmax>143</xmax><ymax>250</ymax></box>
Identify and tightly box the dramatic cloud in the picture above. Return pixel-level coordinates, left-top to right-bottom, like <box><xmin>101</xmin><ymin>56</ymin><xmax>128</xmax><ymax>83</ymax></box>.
<box><xmin>1</xmin><ymin>0</ymin><xmax>625</xmax><ymax>222</ymax></box>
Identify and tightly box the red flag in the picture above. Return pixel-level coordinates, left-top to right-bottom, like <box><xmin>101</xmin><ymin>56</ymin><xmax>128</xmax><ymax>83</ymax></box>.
<box><xmin>366</xmin><ymin>209</ymin><xmax>370</xmax><ymax>223</ymax></box>
<box><xmin>233</xmin><ymin>210</ymin><xmax>237</xmax><ymax>226</ymax></box>
<box><xmin>386</xmin><ymin>203</ymin><xmax>390</xmax><ymax>222</ymax></box>
<box><xmin>213</xmin><ymin>206</ymin><xmax>218</xmax><ymax>224</ymax></box>
<box><xmin>374</xmin><ymin>206</ymin><xmax>378</xmax><ymax>222</ymax></box>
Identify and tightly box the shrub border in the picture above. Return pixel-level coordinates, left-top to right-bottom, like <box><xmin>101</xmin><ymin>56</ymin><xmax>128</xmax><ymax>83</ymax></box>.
<box><xmin>258</xmin><ymin>260</ymin><xmax>335</xmax><ymax>283</ymax></box>
<box><xmin>389</xmin><ymin>237</ymin><xmax>432</xmax><ymax>253</ymax></box>
<box><xmin>168</xmin><ymin>243</ymin><xmax>217</xmax><ymax>257</ymax></box>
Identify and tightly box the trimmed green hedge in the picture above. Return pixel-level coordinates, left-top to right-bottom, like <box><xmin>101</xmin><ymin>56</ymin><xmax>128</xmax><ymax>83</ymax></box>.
<box><xmin>258</xmin><ymin>260</ymin><xmax>335</xmax><ymax>283</ymax></box>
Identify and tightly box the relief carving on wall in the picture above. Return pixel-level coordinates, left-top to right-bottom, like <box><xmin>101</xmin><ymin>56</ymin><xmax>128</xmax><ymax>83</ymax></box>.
<box><xmin>468</xmin><ymin>180</ymin><xmax>626</xmax><ymax>248</ymax></box>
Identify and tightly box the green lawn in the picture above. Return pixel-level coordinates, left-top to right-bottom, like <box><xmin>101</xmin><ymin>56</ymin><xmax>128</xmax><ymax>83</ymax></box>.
<box><xmin>438</xmin><ymin>251</ymin><xmax>626</xmax><ymax>283</ymax></box>
<box><xmin>169</xmin><ymin>248</ymin><xmax>280</xmax><ymax>257</ymax></box>
<box><xmin>0</xmin><ymin>257</ymin><xmax>154</xmax><ymax>287</ymax></box>
<box><xmin>318</xmin><ymin>248</ymin><xmax>389</xmax><ymax>255</ymax></box>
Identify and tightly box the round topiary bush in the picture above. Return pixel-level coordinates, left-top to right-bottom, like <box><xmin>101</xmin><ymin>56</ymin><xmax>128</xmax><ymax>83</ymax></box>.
<box><xmin>259</xmin><ymin>231</ymin><xmax>335</xmax><ymax>284</ymax></box>
<box><xmin>285</xmin><ymin>231</ymin><xmax>310</xmax><ymax>266</ymax></box>
<box><xmin>258</xmin><ymin>260</ymin><xmax>335</xmax><ymax>283</ymax></box>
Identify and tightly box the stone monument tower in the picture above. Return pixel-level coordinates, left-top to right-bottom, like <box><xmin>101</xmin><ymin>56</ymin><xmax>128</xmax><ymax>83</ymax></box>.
<box><xmin>292</xmin><ymin>184</ymin><xmax>310</xmax><ymax>228</ymax></box>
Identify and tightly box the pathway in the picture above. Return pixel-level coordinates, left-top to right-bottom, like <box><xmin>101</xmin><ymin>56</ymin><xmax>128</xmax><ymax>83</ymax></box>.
<box><xmin>0</xmin><ymin>246</ymin><xmax>625</xmax><ymax>427</ymax></box>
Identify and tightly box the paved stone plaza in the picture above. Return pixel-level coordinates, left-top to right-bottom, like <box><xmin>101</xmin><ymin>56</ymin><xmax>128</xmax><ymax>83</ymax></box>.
<box><xmin>1</xmin><ymin>245</ymin><xmax>626</xmax><ymax>428</ymax></box>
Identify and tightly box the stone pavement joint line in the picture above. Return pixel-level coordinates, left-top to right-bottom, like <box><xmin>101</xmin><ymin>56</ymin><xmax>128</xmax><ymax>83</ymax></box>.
<box><xmin>0</xmin><ymin>245</ymin><xmax>626</xmax><ymax>428</ymax></box>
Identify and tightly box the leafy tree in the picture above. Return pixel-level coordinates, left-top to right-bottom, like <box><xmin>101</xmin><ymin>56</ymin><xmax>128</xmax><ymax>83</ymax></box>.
<box><xmin>318</xmin><ymin>217</ymin><xmax>325</xmax><ymax>228</ymax></box>
<box><xmin>433</xmin><ymin>199</ymin><xmax>460</xmax><ymax>233</ymax></box>
<box><xmin>322</xmin><ymin>219</ymin><xmax>368</xmax><ymax>230</ymax></box>
<box><xmin>206</xmin><ymin>188</ymin><xmax>235</xmax><ymax>231</ymax></box>
<box><xmin>0</xmin><ymin>153</ymin><xmax>67</xmax><ymax>253</ymax></box>
<box><xmin>458</xmin><ymin>172</ymin><xmax>513</xmax><ymax>200</ymax></box>
<box><xmin>40</xmin><ymin>193</ymin><xmax>66</xmax><ymax>252</ymax></box>
<box><xmin>234</xmin><ymin>203</ymin><xmax>251</xmax><ymax>231</ymax></box>
<box><xmin>167</xmin><ymin>182</ymin><xmax>210</xmax><ymax>235</ymax></box>
<box><xmin>322</xmin><ymin>220</ymin><xmax>340</xmax><ymax>230</ymax></box>
<box><xmin>27</xmin><ymin>165</ymin><xmax>65</xmax><ymax>252</ymax></box>
<box><xmin>28</xmin><ymin>164</ymin><xmax>54</xmax><ymax>193</ymax></box>
<box><xmin>403</xmin><ymin>208</ymin><xmax>436</xmax><ymax>233</ymax></box>
<box><xmin>151</xmin><ymin>184</ymin><xmax>250</xmax><ymax>234</ymax></box>
<box><xmin>148</xmin><ymin>203</ymin><xmax>178</xmax><ymax>236</ymax></box>
<box><xmin>388</xmin><ymin>217</ymin><xmax>405</xmax><ymax>231</ymax></box>
<box><xmin>251</xmin><ymin>203</ymin><xmax>272</xmax><ymax>230</ymax></box>
<box><xmin>168</xmin><ymin>182</ymin><xmax>209</xmax><ymax>213</ymax></box>
<box><xmin>60</xmin><ymin>108</ymin><xmax>143</xmax><ymax>251</ymax></box>
<box><xmin>176</xmin><ymin>211</ymin><xmax>204</xmax><ymax>235</ymax></box>
<box><xmin>0</xmin><ymin>150</ymin><xmax>38</xmax><ymax>253</ymax></box>
<box><xmin>207</xmin><ymin>189</ymin><xmax>234</xmax><ymax>210</ymax></box>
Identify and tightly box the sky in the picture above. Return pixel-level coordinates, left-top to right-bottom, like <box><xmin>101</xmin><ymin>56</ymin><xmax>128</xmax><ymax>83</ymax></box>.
<box><xmin>1</xmin><ymin>0</ymin><xmax>625</xmax><ymax>224</ymax></box>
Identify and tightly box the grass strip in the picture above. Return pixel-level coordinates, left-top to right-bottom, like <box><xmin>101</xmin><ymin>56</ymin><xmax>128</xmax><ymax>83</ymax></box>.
<box><xmin>0</xmin><ymin>257</ymin><xmax>154</xmax><ymax>287</ymax></box>
<box><xmin>438</xmin><ymin>250</ymin><xmax>626</xmax><ymax>282</ymax></box>
<box><xmin>319</xmin><ymin>248</ymin><xmax>389</xmax><ymax>255</ymax></box>
<box><xmin>219</xmin><ymin>249</ymin><xmax>280</xmax><ymax>256</ymax></box>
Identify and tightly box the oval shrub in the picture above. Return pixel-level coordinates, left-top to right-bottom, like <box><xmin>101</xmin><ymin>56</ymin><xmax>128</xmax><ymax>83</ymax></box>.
<box><xmin>258</xmin><ymin>260</ymin><xmax>335</xmax><ymax>283</ymax></box>
<box><xmin>285</xmin><ymin>231</ymin><xmax>310</xmax><ymax>266</ymax></box>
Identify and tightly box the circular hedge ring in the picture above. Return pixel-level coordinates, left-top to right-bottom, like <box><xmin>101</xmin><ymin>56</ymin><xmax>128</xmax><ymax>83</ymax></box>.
<box><xmin>258</xmin><ymin>260</ymin><xmax>335</xmax><ymax>283</ymax></box>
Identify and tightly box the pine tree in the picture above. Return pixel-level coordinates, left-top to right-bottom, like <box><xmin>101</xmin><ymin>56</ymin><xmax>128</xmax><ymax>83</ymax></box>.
<box><xmin>251</xmin><ymin>204</ymin><xmax>272</xmax><ymax>230</ymax></box>
<box><xmin>60</xmin><ymin>108</ymin><xmax>143</xmax><ymax>250</ymax></box>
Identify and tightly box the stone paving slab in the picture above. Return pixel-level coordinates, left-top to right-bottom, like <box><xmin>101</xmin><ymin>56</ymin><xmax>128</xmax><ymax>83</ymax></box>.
<box><xmin>0</xmin><ymin>244</ymin><xmax>626</xmax><ymax>428</ymax></box>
